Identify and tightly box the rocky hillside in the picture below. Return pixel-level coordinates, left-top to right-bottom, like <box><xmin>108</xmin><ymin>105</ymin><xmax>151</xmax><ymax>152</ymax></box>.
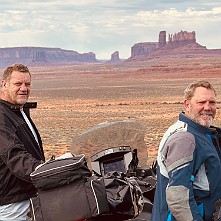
<box><xmin>0</xmin><ymin>47</ymin><xmax>96</xmax><ymax>67</ymax></box>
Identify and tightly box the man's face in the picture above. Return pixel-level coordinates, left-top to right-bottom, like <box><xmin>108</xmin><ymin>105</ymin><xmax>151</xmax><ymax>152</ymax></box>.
<box><xmin>184</xmin><ymin>87</ymin><xmax>216</xmax><ymax>128</ymax></box>
<box><xmin>2</xmin><ymin>71</ymin><xmax>31</xmax><ymax>106</ymax></box>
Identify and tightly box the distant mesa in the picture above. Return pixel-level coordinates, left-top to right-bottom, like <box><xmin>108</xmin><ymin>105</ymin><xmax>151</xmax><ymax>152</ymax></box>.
<box><xmin>130</xmin><ymin>30</ymin><xmax>221</xmax><ymax>60</ymax></box>
<box><xmin>0</xmin><ymin>47</ymin><xmax>96</xmax><ymax>68</ymax></box>
<box><xmin>131</xmin><ymin>30</ymin><xmax>198</xmax><ymax>58</ymax></box>
<box><xmin>1</xmin><ymin>30</ymin><xmax>221</xmax><ymax>68</ymax></box>
<box><xmin>110</xmin><ymin>51</ymin><xmax>121</xmax><ymax>63</ymax></box>
<box><xmin>161</xmin><ymin>30</ymin><xmax>196</xmax><ymax>48</ymax></box>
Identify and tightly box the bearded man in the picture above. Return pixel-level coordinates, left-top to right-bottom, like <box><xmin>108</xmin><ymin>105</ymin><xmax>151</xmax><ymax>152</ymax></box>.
<box><xmin>151</xmin><ymin>80</ymin><xmax>221</xmax><ymax>221</ymax></box>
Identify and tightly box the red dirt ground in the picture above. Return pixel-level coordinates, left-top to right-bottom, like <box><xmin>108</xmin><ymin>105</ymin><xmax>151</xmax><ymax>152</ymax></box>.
<box><xmin>8</xmin><ymin>56</ymin><xmax>221</xmax><ymax>166</ymax></box>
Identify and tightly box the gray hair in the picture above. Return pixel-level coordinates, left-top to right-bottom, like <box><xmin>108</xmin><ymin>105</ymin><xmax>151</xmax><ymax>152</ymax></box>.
<box><xmin>184</xmin><ymin>80</ymin><xmax>217</xmax><ymax>100</ymax></box>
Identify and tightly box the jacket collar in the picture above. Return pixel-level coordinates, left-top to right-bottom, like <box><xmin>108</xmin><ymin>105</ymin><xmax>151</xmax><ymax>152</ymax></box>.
<box><xmin>0</xmin><ymin>99</ymin><xmax>22</xmax><ymax>111</ymax></box>
<box><xmin>179</xmin><ymin>112</ymin><xmax>218</xmax><ymax>135</ymax></box>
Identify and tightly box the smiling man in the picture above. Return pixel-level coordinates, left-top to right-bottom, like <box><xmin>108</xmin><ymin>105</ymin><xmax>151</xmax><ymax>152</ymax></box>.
<box><xmin>151</xmin><ymin>80</ymin><xmax>221</xmax><ymax>221</ymax></box>
<box><xmin>1</xmin><ymin>65</ymin><xmax>31</xmax><ymax>105</ymax></box>
<box><xmin>0</xmin><ymin>64</ymin><xmax>45</xmax><ymax>221</ymax></box>
<box><xmin>184</xmin><ymin>85</ymin><xmax>217</xmax><ymax>128</ymax></box>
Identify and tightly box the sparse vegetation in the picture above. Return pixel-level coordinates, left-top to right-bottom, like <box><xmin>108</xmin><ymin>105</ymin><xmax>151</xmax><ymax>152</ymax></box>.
<box><xmin>21</xmin><ymin>57</ymin><xmax>221</xmax><ymax>166</ymax></box>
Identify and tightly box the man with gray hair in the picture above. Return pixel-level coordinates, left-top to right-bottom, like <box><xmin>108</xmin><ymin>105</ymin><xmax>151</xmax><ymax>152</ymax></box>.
<box><xmin>0</xmin><ymin>64</ymin><xmax>45</xmax><ymax>220</ymax></box>
<box><xmin>151</xmin><ymin>80</ymin><xmax>221</xmax><ymax>221</ymax></box>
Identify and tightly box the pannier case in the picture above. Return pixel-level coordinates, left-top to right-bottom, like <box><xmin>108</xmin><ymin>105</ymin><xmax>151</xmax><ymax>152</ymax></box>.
<box><xmin>30</xmin><ymin>154</ymin><xmax>109</xmax><ymax>221</ymax></box>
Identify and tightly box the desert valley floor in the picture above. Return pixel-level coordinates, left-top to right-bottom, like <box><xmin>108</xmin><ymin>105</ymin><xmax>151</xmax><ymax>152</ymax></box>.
<box><xmin>2</xmin><ymin>56</ymin><xmax>221</xmax><ymax>167</ymax></box>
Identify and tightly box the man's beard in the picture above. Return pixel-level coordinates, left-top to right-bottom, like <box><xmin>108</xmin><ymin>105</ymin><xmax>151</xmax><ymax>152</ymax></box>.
<box><xmin>191</xmin><ymin>111</ymin><xmax>214</xmax><ymax>128</ymax></box>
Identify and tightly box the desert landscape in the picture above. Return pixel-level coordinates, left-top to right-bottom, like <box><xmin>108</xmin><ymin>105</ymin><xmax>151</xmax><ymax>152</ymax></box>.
<box><xmin>2</xmin><ymin>55</ymin><xmax>221</xmax><ymax>167</ymax></box>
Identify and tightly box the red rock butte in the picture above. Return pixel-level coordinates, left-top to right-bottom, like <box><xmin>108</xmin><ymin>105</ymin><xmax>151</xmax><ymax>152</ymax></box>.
<box><xmin>130</xmin><ymin>30</ymin><xmax>221</xmax><ymax>60</ymax></box>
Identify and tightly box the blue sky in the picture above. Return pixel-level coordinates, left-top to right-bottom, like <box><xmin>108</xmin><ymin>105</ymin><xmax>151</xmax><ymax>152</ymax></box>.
<box><xmin>0</xmin><ymin>0</ymin><xmax>221</xmax><ymax>59</ymax></box>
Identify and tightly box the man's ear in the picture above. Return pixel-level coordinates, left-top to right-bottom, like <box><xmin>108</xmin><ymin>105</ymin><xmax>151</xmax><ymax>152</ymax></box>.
<box><xmin>184</xmin><ymin>99</ymin><xmax>190</xmax><ymax>112</ymax></box>
<box><xmin>1</xmin><ymin>80</ymin><xmax>7</xmax><ymax>89</ymax></box>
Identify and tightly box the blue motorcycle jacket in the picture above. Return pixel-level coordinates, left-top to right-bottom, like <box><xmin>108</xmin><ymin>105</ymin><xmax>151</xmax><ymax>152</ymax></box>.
<box><xmin>151</xmin><ymin>112</ymin><xmax>221</xmax><ymax>221</ymax></box>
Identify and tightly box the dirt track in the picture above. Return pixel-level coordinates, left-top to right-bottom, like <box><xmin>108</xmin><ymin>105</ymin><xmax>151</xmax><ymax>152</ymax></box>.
<box><xmin>21</xmin><ymin>57</ymin><xmax>221</xmax><ymax>166</ymax></box>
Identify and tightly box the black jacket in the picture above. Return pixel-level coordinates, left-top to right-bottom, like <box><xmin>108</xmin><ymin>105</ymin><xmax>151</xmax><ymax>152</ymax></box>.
<box><xmin>0</xmin><ymin>100</ymin><xmax>45</xmax><ymax>205</ymax></box>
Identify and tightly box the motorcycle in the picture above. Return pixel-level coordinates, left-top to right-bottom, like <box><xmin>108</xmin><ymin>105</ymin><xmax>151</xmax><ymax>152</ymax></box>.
<box><xmin>30</xmin><ymin>119</ymin><xmax>157</xmax><ymax>221</ymax></box>
<box><xmin>89</xmin><ymin>146</ymin><xmax>156</xmax><ymax>221</ymax></box>
<box><xmin>72</xmin><ymin>119</ymin><xmax>157</xmax><ymax>221</ymax></box>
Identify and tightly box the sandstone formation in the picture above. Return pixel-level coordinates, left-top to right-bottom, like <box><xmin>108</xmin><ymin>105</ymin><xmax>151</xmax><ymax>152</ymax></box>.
<box><xmin>131</xmin><ymin>42</ymin><xmax>158</xmax><ymax>58</ymax></box>
<box><xmin>131</xmin><ymin>30</ymin><xmax>199</xmax><ymax>58</ymax></box>
<box><xmin>110</xmin><ymin>51</ymin><xmax>120</xmax><ymax>62</ymax></box>
<box><xmin>168</xmin><ymin>31</ymin><xmax>196</xmax><ymax>47</ymax></box>
<box><xmin>2</xmin><ymin>30</ymin><xmax>221</xmax><ymax>67</ymax></box>
<box><xmin>158</xmin><ymin>31</ymin><xmax>166</xmax><ymax>48</ymax></box>
<box><xmin>0</xmin><ymin>47</ymin><xmax>96</xmax><ymax>67</ymax></box>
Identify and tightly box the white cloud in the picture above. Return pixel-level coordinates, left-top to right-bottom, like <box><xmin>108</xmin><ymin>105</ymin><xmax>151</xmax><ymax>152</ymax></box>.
<box><xmin>0</xmin><ymin>0</ymin><xmax>221</xmax><ymax>58</ymax></box>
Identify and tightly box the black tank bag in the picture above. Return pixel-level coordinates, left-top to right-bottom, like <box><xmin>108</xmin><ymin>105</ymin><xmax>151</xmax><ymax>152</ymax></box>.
<box><xmin>30</xmin><ymin>154</ymin><xmax>109</xmax><ymax>221</ymax></box>
<box><xmin>103</xmin><ymin>171</ymin><xmax>144</xmax><ymax>220</ymax></box>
